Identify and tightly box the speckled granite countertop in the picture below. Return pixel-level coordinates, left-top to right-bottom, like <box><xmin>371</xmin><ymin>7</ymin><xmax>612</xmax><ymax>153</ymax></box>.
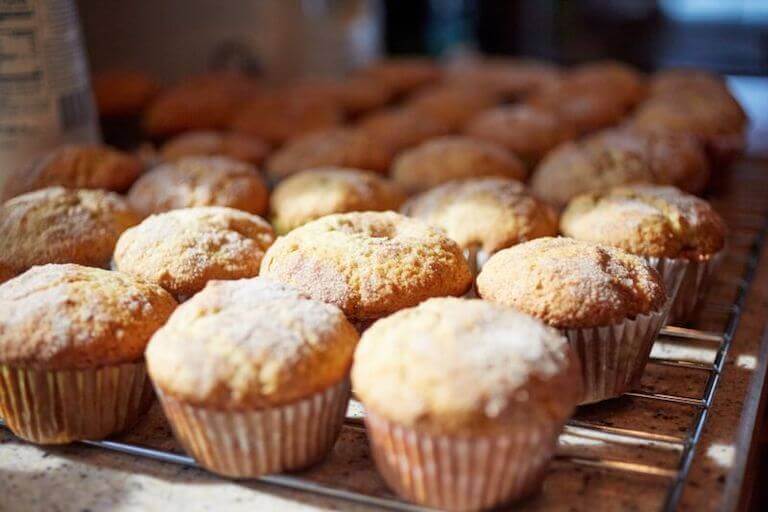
<box><xmin>3</xmin><ymin>156</ymin><xmax>768</xmax><ymax>512</ymax></box>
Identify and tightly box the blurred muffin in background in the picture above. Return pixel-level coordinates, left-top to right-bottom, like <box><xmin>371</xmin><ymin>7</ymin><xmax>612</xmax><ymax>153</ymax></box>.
<box><xmin>2</xmin><ymin>144</ymin><xmax>143</xmax><ymax>201</ymax></box>
<box><xmin>230</xmin><ymin>92</ymin><xmax>343</xmax><ymax>146</ymax></box>
<box><xmin>127</xmin><ymin>156</ymin><xmax>268</xmax><ymax>217</ymax></box>
<box><xmin>358</xmin><ymin>108</ymin><xmax>452</xmax><ymax>153</ymax></box>
<box><xmin>92</xmin><ymin>69</ymin><xmax>160</xmax><ymax>118</ymax></box>
<box><xmin>287</xmin><ymin>76</ymin><xmax>393</xmax><ymax>117</ymax></box>
<box><xmin>445</xmin><ymin>56</ymin><xmax>561</xmax><ymax>99</ymax></box>
<box><xmin>406</xmin><ymin>84</ymin><xmax>500</xmax><ymax>131</ymax></box>
<box><xmin>143</xmin><ymin>71</ymin><xmax>262</xmax><ymax>138</ymax></box>
<box><xmin>465</xmin><ymin>105</ymin><xmax>574</xmax><ymax>167</ymax></box>
<box><xmin>0</xmin><ymin>187</ymin><xmax>139</xmax><ymax>283</ymax></box>
<box><xmin>391</xmin><ymin>136</ymin><xmax>526</xmax><ymax>193</ymax></box>
<box><xmin>271</xmin><ymin>167</ymin><xmax>405</xmax><ymax>234</ymax></box>
<box><xmin>160</xmin><ymin>131</ymin><xmax>270</xmax><ymax>167</ymax></box>
<box><xmin>359</xmin><ymin>57</ymin><xmax>441</xmax><ymax>96</ymax></box>
<box><xmin>266</xmin><ymin>129</ymin><xmax>393</xmax><ymax>180</ymax></box>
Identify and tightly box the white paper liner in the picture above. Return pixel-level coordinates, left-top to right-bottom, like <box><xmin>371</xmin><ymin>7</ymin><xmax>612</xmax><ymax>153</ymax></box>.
<box><xmin>669</xmin><ymin>249</ymin><xmax>725</xmax><ymax>324</ymax></box>
<box><xmin>562</xmin><ymin>305</ymin><xmax>668</xmax><ymax>404</ymax></box>
<box><xmin>641</xmin><ymin>256</ymin><xmax>689</xmax><ymax>319</ymax></box>
<box><xmin>365</xmin><ymin>409</ymin><xmax>560</xmax><ymax>511</ymax></box>
<box><xmin>156</xmin><ymin>379</ymin><xmax>350</xmax><ymax>478</ymax></box>
<box><xmin>0</xmin><ymin>362</ymin><xmax>153</xmax><ymax>444</ymax></box>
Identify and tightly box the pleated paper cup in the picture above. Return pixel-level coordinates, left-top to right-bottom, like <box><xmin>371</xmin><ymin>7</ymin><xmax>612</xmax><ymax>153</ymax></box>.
<box><xmin>563</xmin><ymin>305</ymin><xmax>668</xmax><ymax>405</ymax></box>
<box><xmin>642</xmin><ymin>256</ymin><xmax>689</xmax><ymax>316</ymax></box>
<box><xmin>365</xmin><ymin>409</ymin><xmax>560</xmax><ymax>511</ymax></box>
<box><xmin>463</xmin><ymin>246</ymin><xmax>492</xmax><ymax>279</ymax></box>
<box><xmin>669</xmin><ymin>249</ymin><xmax>725</xmax><ymax>324</ymax></box>
<box><xmin>0</xmin><ymin>362</ymin><xmax>153</xmax><ymax>444</ymax></box>
<box><xmin>156</xmin><ymin>378</ymin><xmax>350</xmax><ymax>478</ymax></box>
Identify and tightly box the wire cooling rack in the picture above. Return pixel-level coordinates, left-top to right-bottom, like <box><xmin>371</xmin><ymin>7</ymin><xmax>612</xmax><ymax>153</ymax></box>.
<box><xmin>2</xmin><ymin>166</ymin><xmax>768</xmax><ymax>511</ymax></box>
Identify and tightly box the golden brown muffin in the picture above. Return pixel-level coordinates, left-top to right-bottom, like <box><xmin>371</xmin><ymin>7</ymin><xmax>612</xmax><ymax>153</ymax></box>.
<box><xmin>464</xmin><ymin>105</ymin><xmax>574</xmax><ymax>167</ymax></box>
<box><xmin>445</xmin><ymin>57</ymin><xmax>561</xmax><ymax>99</ymax></box>
<box><xmin>160</xmin><ymin>131</ymin><xmax>270</xmax><ymax>167</ymax></box>
<box><xmin>353</xmin><ymin>297</ymin><xmax>580</xmax><ymax>435</ymax></box>
<box><xmin>529</xmin><ymin>136</ymin><xmax>660</xmax><ymax>209</ymax></box>
<box><xmin>265</xmin><ymin>129</ymin><xmax>393</xmax><ymax>180</ymax></box>
<box><xmin>561</xmin><ymin>185</ymin><xmax>726</xmax><ymax>260</ymax></box>
<box><xmin>270</xmin><ymin>167</ymin><xmax>406</xmax><ymax>234</ymax></box>
<box><xmin>147</xmin><ymin>277</ymin><xmax>357</xmax><ymax>409</ymax></box>
<box><xmin>357</xmin><ymin>108</ymin><xmax>452</xmax><ymax>153</ymax></box>
<box><xmin>649</xmin><ymin>68</ymin><xmax>730</xmax><ymax>98</ymax></box>
<box><xmin>588</xmin><ymin>128</ymin><xmax>710</xmax><ymax>194</ymax></box>
<box><xmin>92</xmin><ymin>69</ymin><xmax>160</xmax><ymax>117</ymax></box>
<box><xmin>2</xmin><ymin>144</ymin><xmax>143</xmax><ymax>200</ymax></box>
<box><xmin>143</xmin><ymin>71</ymin><xmax>262</xmax><ymax>137</ymax></box>
<box><xmin>260</xmin><ymin>211</ymin><xmax>472</xmax><ymax>321</ymax></box>
<box><xmin>0</xmin><ymin>187</ymin><xmax>139</xmax><ymax>283</ymax></box>
<box><xmin>0</xmin><ymin>264</ymin><xmax>176</xmax><ymax>370</ymax></box>
<box><xmin>230</xmin><ymin>92</ymin><xmax>343</xmax><ymax>145</ymax></box>
<box><xmin>360</xmin><ymin>58</ymin><xmax>441</xmax><ymax>96</ymax></box>
<box><xmin>405</xmin><ymin>84</ymin><xmax>500</xmax><ymax>130</ymax></box>
<box><xmin>127</xmin><ymin>156</ymin><xmax>269</xmax><ymax>217</ymax></box>
<box><xmin>391</xmin><ymin>136</ymin><xmax>527</xmax><ymax>193</ymax></box>
<box><xmin>402</xmin><ymin>177</ymin><xmax>558</xmax><ymax>254</ymax></box>
<box><xmin>114</xmin><ymin>207</ymin><xmax>275</xmax><ymax>301</ymax></box>
<box><xmin>567</xmin><ymin>60</ymin><xmax>647</xmax><ymax>108</ymax></box>
<box><xmin>286</xmin><ymin>76</ymin><xmax>393</xmax><ymax>116</ymax></box>
<box><xmin>477</xmin><ymin>237</ymin><xmax>666</xmax><ymax>328</ymax></box>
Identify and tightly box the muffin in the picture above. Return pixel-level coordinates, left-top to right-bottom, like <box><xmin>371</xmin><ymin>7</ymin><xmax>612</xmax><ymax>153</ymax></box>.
<box><xmin>260</xmin><ymin>211</ymin><xmax>472</xmax><ymax>326</ymax></box>
<box><xmin>230</xmin><ymin>92</ymin><xmax>342</xmax><ymax>146</ymax></box>
<box><xmin>0</xmin><ymin>187</ymin><xmax>139</xmax><ymax>283</ymax></box>
<box><xmin>588</xmin><ymin>128</ymin><xmax>710</xmax><ymax>194</ymax></box>
<box><xmin>146</xmin><ymin>277</ymin><xmax>357</xmax><ymax>477</ymax></box>
<box><xmin>392</xmin><ymin>136</ymin><xmax>526</xmax><ymax>193</ymax></box>
<box><xmin>127</xmin><ymin>156</ymin><xmax>269</xmax><ymax>217</ymax></box>
<box><xmin>92</xmin><ymin>69</ymin><xmax>160</xmax><ymax>118</ymax></box>
<box><xmin>0</xmin><ymin>264</ymin><xmax>176</xmax><ymax>444</ymax></box>
<box><xmin>2</xmin><ymin>144</ymin><xmax>143</xmax><ymax>200</ymax></box>
<box><xmin>143</xmin><ymin>71</ymin><xmax>262</xmax><ymax>137</ymax></box>
<box><xmin>353</xmin><ymin>297</ymin><xmax>581</xmax><ymax>510</ymax></box>
<box><xmin>477</xmin><ymin>237</ymin><xmax>668</xmax><ymax>403</ymax></box>
<box><xmin>567</xmin><ymin>60</ymin><xmax>647</xmax><ymax>109</ymax></box>
<box><xmin>360</xmin><ymin>58</ymin><xmax>441</xmax><ymax>96</ymax></box>
<box><xmin>529</xmin><ymin>135</ymin><xmax>660</xmax><ymax>209</ymax></box>
<box><xmin>270</xmin><ymin>167</ymin><xmax>406</xmax><ymax>234</ymax></box>
<box><xmin>406</xmin><ymin>84</ymin><xmax>500</xmax><ymax>131</ymax></box>
<box><xmin>265</xmin><ymin>129</ymin><xmax>393</xmax><ymax>180</ymax></box>
<box><xmin>464</xmin><ymin>105</ymin><xmax>574</xmax><ymax>167</ymax></box>
<box><xmin>114</xmin><ymin>207</ymin><xmax>275</xmax><ymax>301</ymax></box>
<box><xmin>357</xmin><ymin>108</ymin><xmax>452</xmax><ymax>153</ymax></box>
<box><xmin>160</xmin><ymin>131</ymin><xmax>270</xmax><ymax>167</ymax></box>
<box><xmin>446</xmin><ymin>57</ymin><xmax>561</xmax><ymax>99</ymax></box>
<box><xmin>286</xmin><ymin>76</ymin><xmax>393</xmax><ymax>116</ymax></box>
<box><xmin>561</xmin><ymin>185</ymin><xmax>726</xmax><ymax>322</ymax></box>
<box><xmin>402</xmin><ymin>178</ymin><xmax>557</xmax><ymax>272</ymax></box>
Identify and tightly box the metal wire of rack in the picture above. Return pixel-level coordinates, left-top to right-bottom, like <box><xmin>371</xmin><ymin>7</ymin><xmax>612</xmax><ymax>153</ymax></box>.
<box><xmin>2</xmin><ymin>177</ymin><xmax>767</xmax><ymax>511</ymax></box>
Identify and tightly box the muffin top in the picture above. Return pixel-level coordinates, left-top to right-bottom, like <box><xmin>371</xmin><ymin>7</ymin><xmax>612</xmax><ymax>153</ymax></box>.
<box><xmin>403</xmin><ymin>178</ymin><xmax>558</xmax><ymax>254</ymax></box>
<box><xmin>265</xmin><ymin>129</ymin><xmax>392</xmax><ymax>180</ymax></box>
<box><xmin>287</xmin><ymin>76</ymin><xmax>393</xmax><ymax>116</ymax></box>
<box><xmin>92</xmin><ymin>69</ymin><xmax>159</xmax><ymax>117</ymax></box>
<box><xmin>567</xmin><ymin>60</ymin><xmax>647</xmax><ymax>108</ymax></box>
<box><xmin>464</xmin><ymin>105</ymin><xmax>574</xmax><ymax>166</ymax></box>
<box><xmin>143</xmin><ymin>71</ymin><xmax>262</xmax><ymax>137</ymax></box>
<box><xmin>446</xmin><ymin>57</ymin><xmax>561</xmax><ymax>98</ymax></box>
<box><xmin>260</xmin><ymin>211</ymin><xmax>472</xmax><ymax>320</ymax></box>
<box><xmin>230</xmin><ymin>93</ymin><xmax>342</xmax><ymax>145</ymax></box>
<box><xmin>160</xmin><ymin>131</ymin><xmax>270</xmax><ymax>167</ymax></box>
<box><xmin>477</xmin><ymin>237</ymin><xmax>666</xmax><ymax>328</ymax></box>
<box><xmin>391</xmin><ymin>136</ymin><xmax>526</xmax><ymax>193</ymax></box>
<box><xmin>114</xmin><ymin>207</ymin><xmax>275</xmax><ymax>301</ymax></box>
<box><xmin>406</xmin><ymin>84</ymin><xmax>500</xmax><ymax>130</ymax></box>
<box><xmin>146</xmin><ymin>277</ymin><xmax>358</xmax><ymax>409</ymax></box>
<box><xmin>127</xmin><ymin>156</ymin><xmax>269</xmax><ymax>217</ymax></box>
<box><xmin>3</xmin><ymin>144</ymin><xmax>143</xmax><ymax>201</ymax></box>
<box><xmin>0</xmin><ymin>187</ymin><xmax>139</xmax><ymax>283</ymax></box>
<box><xmin>530</xmin><ymin>137</ymin><xmax>659</xmax><ymax>209</ymax></box>
<box><xmin>0</xmin><ymin>264</ymin><xmax>176</xmax><ymax>370</ymax></box>
<box><xmin>561</xmin><ymin>185</ymin><xmax>726</xmax><ymax>260</ymax></box>
<box><xmin>360</xmin><ymin>58</ymin><xmax>441</xmax><ymax>95</ymax></box>
<box><xmin>588</xmin><ymin>128</ymin><xmax>710</xmax><ymax>195</ymax></box>
<box><xmin>271</xmin><ymin>167</ymin><xmax>406</xmax><ymax>234</ymax></box>
<box><xmin>352</xmin><ymin>297</ymin><xmax>581</xmax><ymax>435</ymax></box>
<box><xmin>358</xmin><ymin>108</ymin><xmax>452</xmax><ymax>153</ymax></box>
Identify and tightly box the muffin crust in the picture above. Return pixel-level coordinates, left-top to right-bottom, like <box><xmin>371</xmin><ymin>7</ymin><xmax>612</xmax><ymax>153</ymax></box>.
<box><xmin>160</xmin><ymin>131</ymin><xmax>270</xmax><ymax>167</ymax></box>
<box><xmin>477</xmin><ymin>237</ymin><xmax>666</xmax><ymax>328</ymax></box>
<box><xmin>357</xmin><ymin>108</ymin><xmax>452</xmax><ymax>153</ymax></box>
